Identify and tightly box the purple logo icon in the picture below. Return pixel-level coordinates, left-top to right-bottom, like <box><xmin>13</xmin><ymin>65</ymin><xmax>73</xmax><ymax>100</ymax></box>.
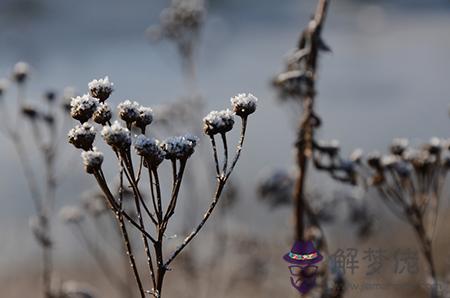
<box><xmin>283</xmin><ymin>240</ymin><xmax>323</xmax><ymax>294</ymax></box>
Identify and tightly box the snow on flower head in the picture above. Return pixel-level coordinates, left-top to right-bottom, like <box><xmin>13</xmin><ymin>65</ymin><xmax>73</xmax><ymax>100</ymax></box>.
<box><xmin>135</xmin><ymin>106</ymin><xmax>154</xmax><ymax>132</ymax></box>
<box><xmin>13</xmin><ymin>61</ymin><xmax>30</xmax><ymax>83</ymax></box>
<box><xmin>88</xmin><ymin>76</ymin><xmax>114</xmax><ymax>102</ymax></box>
<box><xmin>230</xmin><ymin>93</ymin><xmax>258</xmax><ymax>117</ymax></box>
<box><xmin>390</xmin><ymin>138</ymin><xmax>409</xmax><ymax>155</ymax></box>
<box><xmin>93</xmin><ymin>103</ymin><xmax>112</xmax><ymax>125</ymax></box>
<box><xmin>160</xmin><ymin>134</ymin><xmax>198</xmax><ymax>160</ymax></box>
<box><xmin>134</xmin><ymin>135</ymin><xmax>165</xmax><ymax>167</ymax></box>
<box><xmin>70</xmin><ymin>94</ymin><xmax>98</xmax><ymax>123</ymax></box>
<box><xmin>68</xmin><ymin>122</ymin><xmax>96</xmax><ymax>151</ymax></box>
<box><xmin>117</xmin><ymin>100</ymin><xmax>140</xmax><ymax>124</ymax></box>
<box><xmin>101</xmin><ymin>120</ymin><xmax>131</xmax><ymax>150</ymax></box>
<box><xmin>203</xmin><ymin>109</ymin><xmax>234</xmax><ymax>135</ymax></box>
<box><xmin>81</xmin><ymin>147</ymin><xmax>104</xmax><ymax>174</ymax></box>
<box><xmin>59</xmin><ymin>206</ymin><xmax>84</xmax><ymax>224</ymax></box>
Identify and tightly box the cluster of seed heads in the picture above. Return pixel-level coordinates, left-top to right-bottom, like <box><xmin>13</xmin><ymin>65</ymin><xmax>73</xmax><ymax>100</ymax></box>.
<box><xmin>68</xmin><ymin>76</ymin><xmax>230</xmax><ymax>173</ymax></box>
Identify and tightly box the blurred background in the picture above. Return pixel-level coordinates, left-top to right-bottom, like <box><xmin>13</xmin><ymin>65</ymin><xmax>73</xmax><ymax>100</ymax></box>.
<box><xmin>1</xmin><ymin>0</ymin><xmax>450</xmax><ymax>297</ymax></box>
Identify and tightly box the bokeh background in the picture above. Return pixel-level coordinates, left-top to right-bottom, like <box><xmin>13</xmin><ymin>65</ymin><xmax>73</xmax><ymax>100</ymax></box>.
<box><xmin>1</xmin><ymin>0</ymin><xmax>450</xmax><ymax>297</ymax></box>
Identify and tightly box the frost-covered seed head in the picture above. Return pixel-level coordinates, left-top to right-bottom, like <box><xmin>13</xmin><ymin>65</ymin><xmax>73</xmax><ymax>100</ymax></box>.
<box><xmin>135</xmin><ymin>106</ymin><xmax>154</xmax><ymax>131</ymax></box>
<box><xmin>134</xmin><ymin>135</ymin><xmax>165</xmax><ymax>167</ymax></box>
<box><xmin>101</xmin><ymin>121</ymin><xmax>131</xmax><ymax>150</ymax></box>
<box><xmin>203</xmin><ymin>109</ymin><xmax>234</xmax><ymax>135</ymax></box>
<box><xmin>88</xmin><ymin>76</ymin><xmax>114</xmax><ymax>102</ymax></box>
<box><xmin>81</xmin><ymin>148</ymin><xmax>104</xmax><ymax>174</ymax></box>
<box><xmin>367</xmin><ymin>151</ymin><xmax>382</xmax><ymax>169</ymax></box>
<box><xmin>13</xmin><ymin>62</ymin><xmax>30</xmax><ymax>84</ymax></box>
<box><xmin>70</xmin><ymin>94</ymin><xmax>98</xmax><ymax>123</ymax></box>
<box><xmin>426</xmin><ymin>137</ymin><xmax>442</xmax><ymax>154</ymax></box>
<box><xmin>350</xmin><ymin>148</ymin><xmax>363</xmax><ymax>163</ymax></box>
<box><xmin>390</xmin><ymin>138</ymin><xmax>409</xmax><ymax>155</ymax></box>
<box><xmin>118</xmin><ymin>100</ymin><xmax>140</xmax><ymax>124</ymax></box>
<box><xmin>68</xmin><ymin>123</ymin><xmax>96</xmax><ymax>151</ymax></box>
<box><xmin>160</xmin><ymin>134</ymin><xmax>198</xmax><ymax>160</ymax></box>
<box><xmin>93</xmin><ymin>103</ymin><xmax>112</xmax><ymax>125</ymax></box>
<box><xmin>230</xmin><ymin>93</ymin><xmax>258</xmax><ymax>117</ymax></box>
<box><xmin>381</xmin><ymin>154</ymin><xmax>399</xmax><ymax>168</ymax></box>
<box><xmin>59</xmin><ymin>206</ymin><xmax>84</xmax><ymax>224</ymax></box>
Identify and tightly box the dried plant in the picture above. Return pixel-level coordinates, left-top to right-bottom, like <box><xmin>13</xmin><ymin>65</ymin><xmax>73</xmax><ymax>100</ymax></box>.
<box><xmin>67</xmin><ymin>76</ymin><xmax>257</xmax><ymax>297</ymax></box>
<box><xmin>313</xmin><ymin>136</ymin><xmax>450</xmax><ymax>297</ymax></box>
<box><xmin>271</xmin><ymin>0</ymin><xmax>348</xmax><ymax>296</ymax></box>
<box><xmin>59</xmin><ymin>196</ymin><xmax>135</xmax><ymax>298</ymax></box>
<box><xmin>0</xmin><ymin>62</ymin><xmax>75</xmax><ymax>298</ymax></box>
<box><xmin>147</xmin><ymin>0</ymin><xmax>205</xmax><ymax>91</ymax></box>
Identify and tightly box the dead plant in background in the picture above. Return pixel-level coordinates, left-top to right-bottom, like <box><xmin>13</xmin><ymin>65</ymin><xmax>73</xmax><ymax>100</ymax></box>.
<box><xmin>272</xmin><ymin>0</ymin><xmax>347</xmax><ymax>296</ymax></box>
<box><xmin>0</xmin><ymin>63</ymin><xmax>75</xmax><ymax>298</ymax></box>
<box><xmin>313</xmin><ymin>136</ymin><xmax>450</xmax><ymax>298</ymax></box>
<box><xmin>67</xmin><ymin>76</ymin><xmax>257</xmax><ymax>297</ymax></box>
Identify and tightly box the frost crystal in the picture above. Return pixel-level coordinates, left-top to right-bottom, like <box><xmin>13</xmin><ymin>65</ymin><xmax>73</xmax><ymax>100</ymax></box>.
<box><xmin>134</xmin><ymin>135</ymin><xmax>165</xmax><ymax>166</ymax></box>
<box><xmin>81</xmin><ymin>147</ymin><xmax>104</xmax><ymax>174</ymax></box>
<box><xmin>135</xmin><ymin>106</ymin><xmax>154</xmax><ymax>131</ymax></box>
<box><xmin>101</xmin><ymin>120</ymin><xmax>131</xmax><ymax>150</ymax></box>
<box><xmin>160</xmin><ymin>134</ymin><xmax>198</xmax><ymax>160</ymax></box>
<box><xmin>88</xmin><ymin>76</ymin><xmax>114</xmax><ymax>102</ymax></box>
<box><xmin>68</xmin><ymin>123</ymin><xmax>96</xmax><ymax>151</ymax></box>
<box><xmin>203</xmin><ymin>109</ymin><xmax>234</xmax><ymax>135</ymax></box>
<box><xmin>93</xmin><ymin>103</ymin><xmax>112</xmax><ymax>125</ymax></box>
<box><xmin>59</xmin><ymin>206</ymin><xmax>84</xmax><ymax>224</ymax></box>
<box><xmin>118</xmin><ymin>100</ymin><xmax>140</xmax><ymax>123</ymax></box>
<box><xmin>70</xmin><ymin>94</ymin><xmax>98</xmax><ymax>123</ymax></box>
<box><xmin>230</xmin><ymin>93</ymin><xmax>258</xmax><ymax>117</ymax></box>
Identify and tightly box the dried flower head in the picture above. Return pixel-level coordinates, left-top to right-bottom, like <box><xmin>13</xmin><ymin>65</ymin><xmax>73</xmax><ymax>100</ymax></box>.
<box><xmin>68</xmin><ymin>123</ymin><xmax>96</xmax><ymax>151</ymax></box>
<box><xmin>134</xmin><ymin>135</ymin><xmax>165</xmax><ymax>167</ymax></box>
<box><xmin>88</xmin><ymin>76</ymin><xmax>114</xmax><ymax>102</ymax></box>
<box><xmin>367</xmin><ymin>151</ymin><xmax>382</xmax><ymax>169</ymax></box>
<box><xmin>117</xmin><ymin>100</ymin><xmax>140</xmax><ymax>124</ymax></box>
<box><xmin>101</xmin><ymin>120</ymin><xmax>131</xmax><ymax>150</ymax></box>
<box><xmin>350</xmin><ymin>148</ymin><xmax>363</xmax><ymax>163</ymax></box>
<box><xmin>390</xmin><ymin>138</ymin><xmax>409</xmax><ymax>155</ymax></box>
<box><xmin>93</xmin><ymin>103</ymin><xmax>112</xmax><ymax>125</ymax></box>
<box><xmin>381</xmin><ymin>154</ymin><xmax>400</xmax><ymax>168</ymax></box>
<box><xmin>160</xmin><ymin>134</ymin><xmax>198</xmax><ymax>160</ymax></box>
<box><xmin>13</xmin><ymin>61</ymin><xmax>30</xmax><ymax>84</ymax></box>
<box><xmin>230</xmin><ymin>93</ymin><xmax>258</xmax><ymax>117</ymax></box>
<box><xmin>151</xmin><ymin>0</ymin><xmax>205</xmax><ymax>42</ymax></box>
<box><xmin>135</xmin><ymin>106</ymin><xmax>154</xmax><ymax>132</ymax></box>
<box><xmin>81</xmin><ymin>148</ymin><xmax>104</xmax><ymax>174</ymax></box>
<box><xmin>70</xmin><ymin>94</ymin><xmax>98</xmax><ymax>123</ymax></box>
<box><xmin>59</xmin><ymin>206</ymin><xmax>84</xmax><ymax>224</ymax></box>
<box><xmin>426</xmin><ymin>137</ymin><xmax>442</xmax><ymax>154</ymax></box>
<box><xmin>203</xmin><ymin>109</ymin><xmax>234</xmax><ymax>135</ymax></box>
